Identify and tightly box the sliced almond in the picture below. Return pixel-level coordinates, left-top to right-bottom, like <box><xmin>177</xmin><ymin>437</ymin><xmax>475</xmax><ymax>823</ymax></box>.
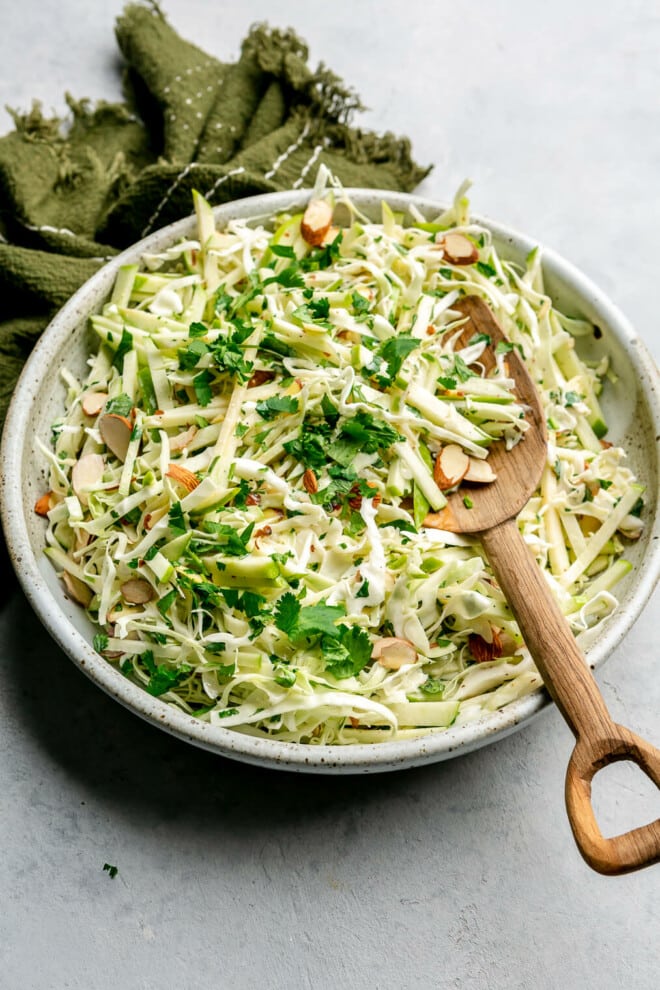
<box><xmin>254</xmin><ymin>525</ymin><xmax>272</xmax><ymax>549</ymax></box>
<box><xmin>166</xmin><ymin>463</ymin><xmax>199</xmax><ymax>492</ymax></box>
<box><xmin>469</xmin><ymin>628</ymin><xmax>503</xmax><ymax>663</ymax></box>
<box><xmin>169</xmin><ymin>425</ymin><xmax>198</xmax><ymax>452</ymax></box>
<box><xmin>433</xmin><ymin>444</ymin><xmax>470</xmax><ymax>490</ymax></box>
<box><xmin>247</xmin><ymin>369</ymin><xmax>276</xmax><ymax>388</ymax></box>
<box><xmin>144</xmin><ymin>505</ymin><xmax>170</xmax><ymax>531</ymax></box>
<box><xmin>99</xmin><ymin>413</ymin><xmax>133</xmax><ymax>462</ymax></box>
<box><xmin>71</xmin><ymin>453</ymin><xmax>105</xmax><ymax>506</ymax></box>
<box><xmin>301</xmin><ymin>199</ymin><xmax>334</xmax><ymax>247</ymax></box>
<box><xmin>120</xmin><ymin>578</ymin><xmax>154</xmax><ymax>605</ymax></box>
<box><xmin>322</xmin><ymin>224</ymin><xmax>340</xmax><ymax>246</ymax></box>
<box><xmin>439</xmin><ymin>231</ymin><xmax>479</xmax><ymax>266</ymax></box>
<box><xmin>34</xmin><ymin>491</ymin><xmax>54</xmax><ymax>517</ymax></box>
<box><xmin>61</xmin><ymin>571</ymin><xmax>93</xmax><ymax>608</ymax></box>
<box><xmin>464</xmin><ymin>457</ymin><xmax>497</xmax><ymax>484</ymax></box>
<box><xmin>303</xmin><ymin>469</ymin><xmax>318</xmax><ymax>494</ymax></box>
<box><xmin>372</xmin><ymin>637</ymin><xmax>418</xmax><ymax>670</ymax></box>
<box><xmin>423</xmin><ymin>507</ymin><xmax>456</xmax><ymax>530</ymax></box>
<box><xmin>81</xmin><ymin>391</ymin><xmax>108</xmax><ymax>417</ymax></box>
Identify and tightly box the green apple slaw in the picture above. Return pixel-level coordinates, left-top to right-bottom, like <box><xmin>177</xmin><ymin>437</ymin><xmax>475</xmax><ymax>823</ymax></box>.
<box><xmin>39</xmin><ymin>172</ymin><xmax>645</xmax><ymax>744</ymax></box>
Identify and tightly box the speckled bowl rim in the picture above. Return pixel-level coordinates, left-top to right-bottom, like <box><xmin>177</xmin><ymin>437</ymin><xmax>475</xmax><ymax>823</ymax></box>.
<box><xmin>1</xmin><ymin>188</ymin><xmax>658</xmax><ymax>773</ymax></box>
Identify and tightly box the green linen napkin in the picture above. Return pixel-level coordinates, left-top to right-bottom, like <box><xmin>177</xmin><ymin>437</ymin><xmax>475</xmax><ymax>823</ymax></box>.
<box><xmin>0</xmin><ymin>1</ymin><xmax>430</xmax><ymax>429</ymax></box>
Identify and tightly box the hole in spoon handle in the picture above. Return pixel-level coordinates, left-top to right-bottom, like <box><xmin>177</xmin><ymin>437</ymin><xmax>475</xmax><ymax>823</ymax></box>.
<box><xmin>566</xmin><ymin>727</ymin><xmax>660</xmax><ymax>875</ymax></box>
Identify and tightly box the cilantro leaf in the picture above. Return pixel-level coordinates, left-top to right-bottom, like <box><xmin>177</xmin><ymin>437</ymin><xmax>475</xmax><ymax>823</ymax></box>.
<box><xmin>283</xmin><ymin>416</ymin><xmax>333</xmax><ymax>469</ymax></box>
<box><xmin>322</xmin><ymin>624</ymin><xmax>372</xmax><ymax>679</ymax></box>
<box><xmin>263</xmin><ymin>264</ymin><xmax>305</xmax><ymax>289</ymax></box>
<box><xmin>292</xmin><ymin>296</ymin><xmax>331</xmax><ymax>327</ymax></box>
<box><xmin>189</xmin><ymin>321</ymin><xmax>208</xmax><ymax>338</ymax></box>
<box><xmin>356</xmin><ymin>580</ymin><xmax>370</xmax><ymax>599</ymax></box>
<box><xmin>274</xmin><ymin>592</ymin><xmax>301</xmax><ymax>635</ymax></box>
<box><xmin>366</xmin><ymin>335</ymin><xmax>419</xmax><ymax>387</ymax></box>
<box><xmin>437</xmin><ymin>376</ymin><xmax>458</xmax><ymax>391</ymax></box>
<box><xmin>295</xmin><ymin>602</ymin><xmax>347</xmax><ymax>641</ymax></box>
<box><xmin>475</xmin><ymin>260</ymin><xmax>497</xmax><ymax>278</ymax></box>
<box><xmin>202</xmin><ymin>521</ymin><xmax>253</xmax><ymax>557</ymax></box>
<box><xmin>157</xmin><ymin>590</ymin><xmax>177</xmax><ymax>616</ymax></box>
<box><xmin>104</xmin><ymin>393</ymin><xmax>133</xmax><ymax>417</ymax></box>
<box><xmin>270</xmin><ymin>244</ymin><xmax>296</xmax><ymax>258</ymax></box>
<box><xmin>93</xmin><ymin>633</ymin><xmax>109</xmax><ymax>653</ymax></box>
<box><xmin>103</xmin><ymin>863</ymin><xmax>118</xmax><ymax>879</ymax></box>
<box><xmin>145</xmin><ymin>657</ymin><xmax>192</xmax><ymax>696</ymax></box>
<box><xmin>210</xmin><ymin>327</ymin><xmax>254</xmax><ymax>383</ymax></box>
<box><xmin>328</xmin><ymin>411</ymin><xmax>402</xmax><ymax>466</ymax></box>
<box><xmin>452</xmin><ymin>355</ymin><xmax>472</xmax><ymax>382</ymax></box>
<box><xmin>168</xmin><ymin>502</ymin><xmax>187</xmax><ymax>536</ymax></box>
<box><xmin>351</xmin><ymin>291</ymin><xmax>371</xmax><ymax>316</ymax></box>
<box><xmin>193</xmin><ymin>369</ymin><xmax>213</xmax><ymax>407</ymax></box>
<box><xmin>299</xmin><ymin>232</ymin><xmax>343</xmax><ymax>271</ymax></box>
<box><xmin>255</xmin><ymin>395</ymin><xmax>300</xmax><ymax>421</ymax></box>
<box><xmin>495</xmin><ymin>341</ymin><xmax>514</xmax><ymax>355</ymax></box>
<box><xmin>178</xmin><ymin>339</ymin><xmax>209</xmax><ymax>370</ymax></box>
<box><xmin>564</xmin><ymin>391</ymin><xmax>583</xmax><ymax>407</ymax></box>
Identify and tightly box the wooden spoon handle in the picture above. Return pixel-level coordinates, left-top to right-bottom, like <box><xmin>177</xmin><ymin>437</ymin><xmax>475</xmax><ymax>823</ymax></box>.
<box><xmin>481</xmin><ymin>517</ymin><xmax>660</xmax><ymax>875</ymax></box>
<box><xmin>565</xmin><ymin>726</ymin><xmax>660</xmax><ymax>875</ymax></box>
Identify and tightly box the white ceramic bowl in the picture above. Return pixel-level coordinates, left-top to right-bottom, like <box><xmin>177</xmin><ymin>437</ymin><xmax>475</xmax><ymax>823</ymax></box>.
<box><xmin>1</xmin><ymin>189</ymin><xmax>658</xmax><ymax>773</ymax></box>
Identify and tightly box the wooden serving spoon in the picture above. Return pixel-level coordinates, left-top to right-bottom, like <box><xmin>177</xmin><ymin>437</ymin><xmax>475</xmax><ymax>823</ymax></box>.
<box><xmin>434</xmin><ymin>295</ymin><xmax>660</xmax><ymax>876</ymax></box>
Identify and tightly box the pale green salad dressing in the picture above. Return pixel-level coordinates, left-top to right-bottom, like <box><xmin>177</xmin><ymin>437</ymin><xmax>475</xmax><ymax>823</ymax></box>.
<box><xmin>40</xmin><ymin>173</ymin><xmax>644</xmax><ymax>744</ymax></box>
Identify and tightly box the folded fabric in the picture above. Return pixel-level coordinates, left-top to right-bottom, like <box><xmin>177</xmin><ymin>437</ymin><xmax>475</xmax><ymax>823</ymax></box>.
<box><xmin>0</xmin><ymin>1</ymin><xmax>430</xmax><ymax>429</ymax></box>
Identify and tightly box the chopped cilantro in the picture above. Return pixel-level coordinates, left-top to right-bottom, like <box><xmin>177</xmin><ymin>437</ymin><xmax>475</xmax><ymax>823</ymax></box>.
<box><xmin>168</xmin><ymin>502</ymin><xmax>187</xmax><ymax>536</ymax></box>
<box><xmin>202</xmin><ymin>520</ymin><xmax>253</xmax><ymax>557</ymax></box>
<box><xmin>102</xmin><ymin>863</ymin><xmax>118</xmax><ymax>879</ymax></box>
<box><xmin>475</xmin><ymin>260</ymin><xmax>497</xmax><ymax>278</ymax></box>
<box><xmin>189</xmin><ymin>321</ymin><xmax>208</xmax><ymax>338</ymax></box>
<box><xmin>93</xmin><ymin>633</ymin><xmax>109</xmax><ymax>654</ymax></box>
<box><xmin>495</xmin><ymin>341</ymin><xmax>514</xmax><ymax>355</ymax></box>
<box><xmin>157</xmin><ymin>590</ymin><xmax>177</xmax><ymax>616</ymax></box>
<box><xmin>193</xmin><ymin>369</ymin><xmax>213</xmax><ymax>407</ymax></box>
<box><xmin>210</xmin><ymin>325</ymin><xmax>254</xmax><ymax>383</ymax></box>
<box><xmin>366</xmin><ymin>335</ymin><xmax>419</xmax><ymax>387</ymax></box>
<box><xmin>263</xmin><ymin>265</ymin><xmax>305</xmax><ymax>290</ymax></box>
<box><xmin>255</xmin><ymin>395</ymin><xmax>300</xmax><ymax>420</ymax></box>
<box><xmin>178</xmin><ymin>339</ymin><xmax>209</xmax><ymax>370</ymax></box>
<box><xmin>321</xmin><ymin>625</ymin><xmax>372</xmax><ymax>679</ymax></box>
<box><xmin>270</xmin><ymin>244</ymin><xmax>296</xmax><ymax>258</ymax></box>
<box><xmin>274</xmin><ymin>594</ymin><xmax>347</xmax><ymax>644</ymax></box>
<box><xmin>104</xmin><ymin>393</ymin><xmax>133</xmax><ymax>417</ymax></box>
<box><xmin>356</xmin><ymin>580</ymin><xmax>370</xmax><ymax>598</ymax></box>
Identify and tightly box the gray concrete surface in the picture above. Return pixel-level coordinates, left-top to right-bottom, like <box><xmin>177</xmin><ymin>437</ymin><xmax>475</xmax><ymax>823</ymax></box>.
<box><xmin>0</xmin><ymin>2</ymin><xmax>658</xmax><ymax>987</ymax></box>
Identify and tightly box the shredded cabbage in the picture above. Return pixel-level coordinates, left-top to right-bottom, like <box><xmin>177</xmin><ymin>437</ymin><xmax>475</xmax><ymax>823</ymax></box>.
<box><xmin>40</xmin><ymin>174</ymin><xmax>645</xmax><ymax>744</ymax></box>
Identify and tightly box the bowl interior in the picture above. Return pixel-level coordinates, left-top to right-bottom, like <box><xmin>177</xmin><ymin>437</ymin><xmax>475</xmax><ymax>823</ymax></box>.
<box><xmin>3</xmin><ymin>189</ymin><xmax>659</xmax><ymax>772</ymax></box>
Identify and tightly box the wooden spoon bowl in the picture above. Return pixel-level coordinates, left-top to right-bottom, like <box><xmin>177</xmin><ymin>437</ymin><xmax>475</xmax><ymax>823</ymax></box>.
<box><xmin>436</xmin><ymin>296</ymin><xmax>660</xmax><ymax>875</ymax></box>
